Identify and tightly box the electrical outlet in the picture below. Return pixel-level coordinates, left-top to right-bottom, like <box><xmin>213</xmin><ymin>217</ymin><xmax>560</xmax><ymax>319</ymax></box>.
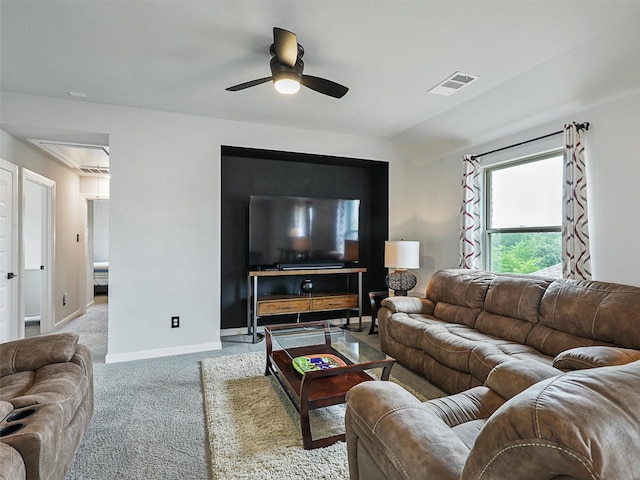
<box><xmin>63</xmin><ymin>293</ymin><xmax>67</xmax><ymax>306</ymax></box>
<box><xmin>171</xmin><ymin>316</ymin><xmax>180</xmax><ymax>328</ymax></box>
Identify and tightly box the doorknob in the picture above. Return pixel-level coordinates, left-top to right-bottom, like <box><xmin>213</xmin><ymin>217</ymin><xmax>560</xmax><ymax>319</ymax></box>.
<box><xmin>7</xmin><ymin>272</ymin><xmax>16</xmax><ymax>279</ymax></box>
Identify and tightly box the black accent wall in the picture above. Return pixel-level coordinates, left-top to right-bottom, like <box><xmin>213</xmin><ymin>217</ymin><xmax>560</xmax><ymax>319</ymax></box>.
<box><xmin>221</xmin><ymin>146</ymin><xmax>389</xmax><ymax>330</ymax></box>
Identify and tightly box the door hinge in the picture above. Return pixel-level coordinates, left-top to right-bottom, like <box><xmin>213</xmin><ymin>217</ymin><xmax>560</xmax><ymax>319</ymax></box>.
<box><xmin>7</xmin><ymin>272</ymin><xmax>16</xmax><ymax>279</ymax></box>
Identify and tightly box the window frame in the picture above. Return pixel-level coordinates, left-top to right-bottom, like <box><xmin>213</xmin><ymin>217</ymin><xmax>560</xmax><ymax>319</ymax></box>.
<box><xmin>482</xmin><ymin>149</ymin><xmax>563</xmax><ymax>272</ymax></box>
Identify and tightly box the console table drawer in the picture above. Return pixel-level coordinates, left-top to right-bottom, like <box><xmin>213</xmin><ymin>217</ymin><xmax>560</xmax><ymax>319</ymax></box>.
<box><xmin>311</xmin><ymin>295</ymin><xmax>358</xmax><ymax>311</ymax></box>
<box><xmin>258</xmin><ymin>298</ymin><xmax>311</xmax><ymax>316</ymax></box>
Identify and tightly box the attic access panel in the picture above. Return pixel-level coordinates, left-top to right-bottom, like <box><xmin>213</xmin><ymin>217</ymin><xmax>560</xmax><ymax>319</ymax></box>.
<box><xmin>27</xmin><ymin>139</ymin><xmax>110</xmax><ymax>176</ymax></box>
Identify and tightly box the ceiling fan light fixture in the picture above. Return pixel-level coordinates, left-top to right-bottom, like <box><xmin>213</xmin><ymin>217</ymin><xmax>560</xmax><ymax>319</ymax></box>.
<box><xmin>226</xmin><ymin>27</ymin><xmax>348</xmax><ymax>98</ymax></box>
<box><xmin>273</xmin><ymin>71</ymin><xmax>301</xmax><ymax>94</ymax></box>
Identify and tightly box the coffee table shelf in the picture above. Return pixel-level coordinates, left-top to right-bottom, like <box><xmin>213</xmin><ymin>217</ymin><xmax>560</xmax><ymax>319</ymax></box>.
<box><xmin>265</xmin><ymin>321</ymin><xmax>395</xmax><ymax>449</ymax></box>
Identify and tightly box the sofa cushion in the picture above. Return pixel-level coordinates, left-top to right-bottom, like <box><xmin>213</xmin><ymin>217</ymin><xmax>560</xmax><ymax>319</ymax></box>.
<box><xmin>426</xmin><ymin>270</ymin><xmax>495</xmax><ymax>327</ymax></box>
<box><xmin>433</xmin><ymin>303</ymin><xmax>482</xmax><ymax>328</ymax></box>
<box><xmin>451</xmin><ymin>420</ymin><xmax>485</xmax><ymax>451</ymax></box>
<box><xmin>420</xmin><ymin>386</ymin><xmax>505</xmax><ymax>427</ymax></box>
<box><xmin>553</xmin><ymin>346</ymin><xmax>640</xmax><ymax>370</ymax></box>
<box><xmin>427</xmin><ymin>270</ymin><xmax>495</xmax><ymax>327</ymax></box>
<box><xmin>483</xmin><ymin>274</ymin><xmax>552</xmax><ymax>324</ymax></box>
<box><xmin>420</xmin><ymin>324</ymin><xmax>488</xmax><ymax>372</ymax></box>
<box><xmin>469</xmin><ymin>342</ymin><xmax>553</xmax><ymax>383</ymax></box>
<box><xmin>473</xmin><ymin>311</ymin><xmax>535</xmax><ymax>345</ymax></box>
<box><xmin>484</xmin><ymin>361</ymin><xmax>562</xmax><ymax>400</ymax></box>
<box><xmin>383</xmin><ymin>313</ymin><xmax>438</xmax><ymax>352</ymax></box>
<box><xmin>539</xmin><ymin>279</ymin><xmax>640</xmax><ymax>349</ymax></box>
<box><xmin>472</xmin><ymin>275</ymin><xmax>552</xmax><ymax>345</ymax></box>
<box><xmin>525</xmin><ymin>323</ymin><xmax>611</xmax><ymax>357</ymax></box>
<box><xmin>0</xmin><ymin>372</ymin><xmax>35</xmax><ymax>402</ymax></box>
<box><xmin>8</xmin><ymin>362</ymin><xmax>88</xmax><ymax>429</ymax></box>
<box><xmin>0</xmin><ymin>334</ymin><xmax>79</xmax><ymax>376</ymax></box>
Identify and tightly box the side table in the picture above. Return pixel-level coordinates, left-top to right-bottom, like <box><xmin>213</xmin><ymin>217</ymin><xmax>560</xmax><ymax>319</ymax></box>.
<box><xmin>368</xmin><ymin>290</ymin><xmax>426</xmax><ymax>335</ymax></box>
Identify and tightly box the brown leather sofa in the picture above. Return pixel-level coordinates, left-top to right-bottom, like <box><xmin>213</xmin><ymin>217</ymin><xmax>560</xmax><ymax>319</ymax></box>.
<box><xmin>345</xmin><ymin>358</ymin><xmax>640</xmax><ymax>479</ymax></box>
<box><xmin>378</xmin><ymin>269</ymin><xmax>640</xmax><ymax>393</ymax></box>
<box><xmin>0</xmin><ymin>333</ymin><xmax>94</xmax><ymax>480</ymax></box>
<box><xmin>345</xmin><ymin>269</ymin><xmax>640</xmax><ymax>479</ymax></box>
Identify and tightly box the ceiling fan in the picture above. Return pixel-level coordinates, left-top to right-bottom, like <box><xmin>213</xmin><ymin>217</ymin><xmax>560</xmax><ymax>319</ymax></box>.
<box><xmin>225</xmin><ymin>27</ymin><xmax>349</xmax><ymax>99</ymax></box>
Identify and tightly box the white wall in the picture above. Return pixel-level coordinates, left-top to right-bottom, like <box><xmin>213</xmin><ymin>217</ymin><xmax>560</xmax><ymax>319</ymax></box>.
<box><xmin>401</xmin><ymin>88</ymin><xmax>640</xmax><ymax>290</ymax></box>
<box><xmin>0</xmin><ymin>129</ymin><xmax>85</xmax><ymax>325</ymax></box>
<box><xmin>1</xmin><ymin>92</ymin><xmax>401</xmax><ymax>361</ymax></box>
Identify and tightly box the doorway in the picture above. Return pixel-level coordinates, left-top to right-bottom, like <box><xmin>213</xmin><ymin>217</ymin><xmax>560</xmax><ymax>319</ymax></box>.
<box><xmin>22</xmin><ymin>169</ymin><xmax>54</xmax><ymax>338</ymax></box>
<box><xmin>87</xmin><ymin>198</ymin><xmax>109</xmax><ymax>304</ymax></box>
<box><xmin>0</xmin><ymin>159</ymin><xmax>19</xmax><ymax>343</ymax></box>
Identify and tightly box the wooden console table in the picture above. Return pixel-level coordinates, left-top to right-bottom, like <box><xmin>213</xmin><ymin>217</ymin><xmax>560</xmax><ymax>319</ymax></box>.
<box><xmin>247</xmin><ymin>268</ymin><xmax>366</xmax><ymax>343</ymax></box>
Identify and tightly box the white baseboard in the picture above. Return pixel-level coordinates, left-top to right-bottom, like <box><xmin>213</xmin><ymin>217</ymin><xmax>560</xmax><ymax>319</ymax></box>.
<box><xmin>55</xmin><ymin>310</ymin><xmax>81</xmax><ymax>329</ymax></box>
<box><xmin>105</xmin><ymin>341</ymin><xmax>223</xmax><ymax>364</ymax></box>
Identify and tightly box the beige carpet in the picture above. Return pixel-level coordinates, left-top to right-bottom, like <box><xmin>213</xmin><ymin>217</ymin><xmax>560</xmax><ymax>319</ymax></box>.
<box><xmin>201</xmin><ymin>349</ymin><xmax>444</xmax><ymax>480</ymax></box>
<box><xmin>201</xmin><ymin>352</ymin><xmax>350</xmax><ymax>479</ymax></box>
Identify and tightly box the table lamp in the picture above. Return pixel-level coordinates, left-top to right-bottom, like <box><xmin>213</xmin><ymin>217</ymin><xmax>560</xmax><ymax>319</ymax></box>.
<box><xmin>384</xmin><ymin>240</ymin><xmax>420</xmax><ymax>296</ymax></box>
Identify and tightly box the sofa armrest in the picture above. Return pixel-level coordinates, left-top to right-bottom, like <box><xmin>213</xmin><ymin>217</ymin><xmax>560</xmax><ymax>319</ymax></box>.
<box><xmin>0</xmin><ymin>443</ymin><xmax>26</xmax><ymax>480</ymax></box>
<box><xmin>484</xmin><ymin>361</ymin><xmax>562</xmax><ymax>400</ymax></box>
<box><xmin>0</xmin><ymin>333</ymin><xmax>79</xmax><ymax>376</ymax></box>
<box><xmin>553</xmin><ymin>346</ymin><xmax>640</xmax><ymax>370</ymax></box>
<box><xmin>70</xmin><ymin>343</ymin><xmax>93</xmax><ymax>376</ymax></box>
<box><xmin>346</xmin><ymin>381</ymin><xmax>486</xmax><ymax>480</ymax></box>
<box><xmin>464</xmin><ymin>360</ymin><xmax>640</xmax><ymax>480</ymax></box>
<box><xmin>381</xmin><ymin>296</ymin><xmax>435</xmax><ymax>315</ymax></box>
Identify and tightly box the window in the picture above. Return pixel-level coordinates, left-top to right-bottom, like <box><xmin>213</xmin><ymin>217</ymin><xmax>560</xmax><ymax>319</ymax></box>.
<box><xmin>484</xmin><ymin>151</ymin><xmax>562</xmax><ymax>277</ymax></box>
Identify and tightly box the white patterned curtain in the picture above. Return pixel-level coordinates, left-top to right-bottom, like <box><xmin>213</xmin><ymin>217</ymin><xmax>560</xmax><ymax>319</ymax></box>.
<box><xmin>459</xmin><ymin>155</ymin><xmax>482</xmax><ymax>269</ymax></box>
<box><xmin>562</xmin><ymin>123</ymin><xmax>591</xmax><ymax>280</ymax></box>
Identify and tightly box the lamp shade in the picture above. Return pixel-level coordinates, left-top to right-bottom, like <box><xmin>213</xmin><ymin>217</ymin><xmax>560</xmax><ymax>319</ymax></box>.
<box><xmin>384</xmin><ymin>241</ymin><xmax>420</xmax><ymax>269</ymax></box>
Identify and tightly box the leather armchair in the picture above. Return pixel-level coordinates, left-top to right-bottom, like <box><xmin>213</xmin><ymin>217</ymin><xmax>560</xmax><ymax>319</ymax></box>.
<box><xmin>346</xmin><ymin>360</ymin><xmax>640</xmax><ymax>479</ymax></box>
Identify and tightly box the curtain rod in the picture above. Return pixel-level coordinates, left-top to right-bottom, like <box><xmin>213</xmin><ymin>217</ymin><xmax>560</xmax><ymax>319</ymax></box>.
<box><xmin>470</xmin><ymin>122</ymin><xmax>590</xmax><ymax>160</ymax></box>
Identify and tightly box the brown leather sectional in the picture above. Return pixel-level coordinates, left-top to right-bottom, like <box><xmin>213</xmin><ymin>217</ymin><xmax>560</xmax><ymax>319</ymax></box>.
<box><xmin>0</xmin><ymin>333</ymin><xmax>93</xmax><ymax>480</ymax></box>
<box><xmin>345</xmin><ymin>269</ymin><xmax>640</xmax><ymax>479</ymax></box>
<box><xmin>378</xmin><ymin>269</ymin><xmax>640</xmax><ymax>393</ymax></box>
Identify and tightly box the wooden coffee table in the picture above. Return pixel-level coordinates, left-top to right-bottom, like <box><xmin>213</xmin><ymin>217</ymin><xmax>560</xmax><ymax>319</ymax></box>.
<box><xmin>264</xmin><ymin>320</ymin><xmax>395</xmax><ymax>449</ymax></box>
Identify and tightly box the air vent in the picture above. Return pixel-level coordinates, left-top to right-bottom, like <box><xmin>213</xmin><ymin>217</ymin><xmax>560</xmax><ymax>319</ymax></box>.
<box><xmin>428</xmin><ymin>71</ymin><xmax>479</xmax><ymax>96</ymax></box>
<box><xmin>80</xmin><ymin>167</ymin><xmax>110</xmax><ymax>175</ymax></box>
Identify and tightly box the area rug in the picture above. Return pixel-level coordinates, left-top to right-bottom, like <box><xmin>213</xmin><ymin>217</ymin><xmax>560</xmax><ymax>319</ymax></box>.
<box><xmin>201</xmin><ymin>352</ymin><xmax>350</xmax><ymax>479</ymax></box>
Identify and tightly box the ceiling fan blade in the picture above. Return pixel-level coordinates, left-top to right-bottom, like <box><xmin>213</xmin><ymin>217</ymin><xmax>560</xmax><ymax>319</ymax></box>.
<box><xmin>225</xmin><ymin>77</ymin><xmax>272</xmax><ymax>92</ymax></box>
<box><xmin>300</xmin><ymin>75</ymin><xmax>349</xmax><ymax>99</ymax></box>
<box><xmin>273</xmin><ymin>27</ymin><xmax>298</xmax><ymax>68</ymax></box>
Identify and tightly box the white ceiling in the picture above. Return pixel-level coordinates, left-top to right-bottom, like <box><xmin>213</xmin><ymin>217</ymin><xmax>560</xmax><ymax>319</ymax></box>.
<box><xmin>2</xmin><ymin>0</ymin><xmax>640</xmax><ymax>161</ymax></box>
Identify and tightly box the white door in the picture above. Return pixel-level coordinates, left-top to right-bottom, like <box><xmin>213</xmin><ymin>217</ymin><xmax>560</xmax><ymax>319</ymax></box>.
<box><xmin>0</xmin><ymin>159</ymin><xmax>19</xmax><ymax>342</ymax></box>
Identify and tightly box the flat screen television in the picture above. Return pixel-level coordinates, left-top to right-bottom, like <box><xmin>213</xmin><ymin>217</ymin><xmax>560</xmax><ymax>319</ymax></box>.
<box><xmin>249</xmin><ymin>195</ymin><xmax>360</xmax><ymax>269</ymax></box>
